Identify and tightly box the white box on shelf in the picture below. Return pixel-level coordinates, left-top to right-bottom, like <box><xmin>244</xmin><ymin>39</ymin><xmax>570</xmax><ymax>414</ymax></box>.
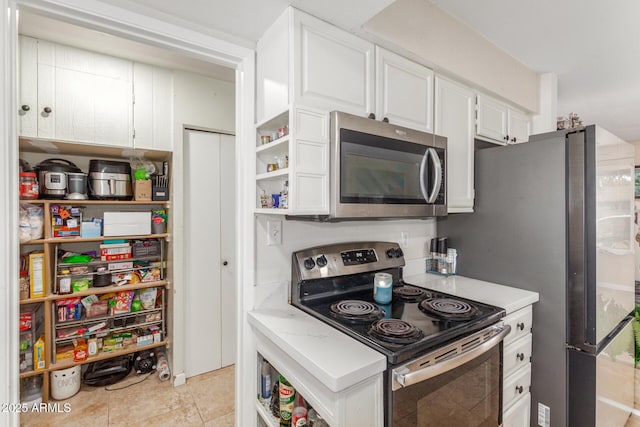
<box><xmin>103</xmin><ymin>212</ymin><xmax>151</xmax><ymax>236</ymax></box>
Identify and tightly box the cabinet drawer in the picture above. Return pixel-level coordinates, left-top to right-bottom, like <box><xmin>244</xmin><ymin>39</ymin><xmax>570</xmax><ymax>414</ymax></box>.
<box><xmin>503</xmin><ymin>334</ymin><xmax>532</xmax><ymax>378</ymax></box>
<box><xmin>503</xmin><ymin>305</ymin><xmax>532</xmax><ymax>345</ymax></box>
<box><xmin>503</xmin><ymin>363</ymin><xmax>531</xmax><ymax>410</ymax></box>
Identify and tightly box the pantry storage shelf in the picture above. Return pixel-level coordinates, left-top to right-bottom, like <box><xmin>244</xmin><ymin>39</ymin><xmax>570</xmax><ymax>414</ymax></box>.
<box><xmin>48</xmin><ymin>233</ymin><xmax>168</xmax><ymax>244</ymax></box>
<box><xmin>256</xmin><ymin>398</ymin><xmax>280</xmax><ymax>427</ymax></box>
<box><xmin>256</xmin><ymin>135</ymin><xmax>289</xmax><ymax>153</ymax></box>
<box><xmin>256</xmin><ymin>169</ymin><xmax>289</xmax><ymax>181</ymax></box>
<box><xmin>19</xmin><ymin>370</ymin><xmax>45</xmax><ymax>379</ymax></box>
<box><xmin>47</xmin><ymin>281</ymin><xmax>168</xmax><ymax>300</ymax></box>
<box><xmin>49</xmin><ymin>340</ymin><xmax>168</xmax><ymax>371</ymax></box>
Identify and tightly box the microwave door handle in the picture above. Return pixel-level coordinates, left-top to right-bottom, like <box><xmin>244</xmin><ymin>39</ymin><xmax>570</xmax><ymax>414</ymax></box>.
<box><xmin>420</xmin><ymin>148</ymin><xmax>442</xmax><ymax>203</ymax></box>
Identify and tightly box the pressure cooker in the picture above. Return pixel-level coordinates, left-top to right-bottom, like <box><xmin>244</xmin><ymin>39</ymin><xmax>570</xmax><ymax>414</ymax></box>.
<box><xmin>34</xmin><ymin>158</ymin><xmax>82</xmax><ymax>199</ymax></box>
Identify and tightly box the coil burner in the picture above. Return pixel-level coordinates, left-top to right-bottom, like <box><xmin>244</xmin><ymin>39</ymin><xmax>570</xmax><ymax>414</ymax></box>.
<box><xmin>392</xmin><ymin>285</ymin><xmax>427</xmax><ymax>302</ymax></box>
<box><xmin>330</xmin><ymin>300</ymin><xmax>384</xmax><ymax>322</ymax></box>
<box><xmin>419</xmin><ymin>298</ymin><xmax>479</xmax><ymax>321</ymax></box>
<box><xmin>369</xmin><ymin>319</ymin><xmax>424</xmax><ymax>344</ymax></box>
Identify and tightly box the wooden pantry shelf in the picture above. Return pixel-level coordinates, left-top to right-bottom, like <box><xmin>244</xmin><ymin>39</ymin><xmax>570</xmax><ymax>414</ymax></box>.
<box><xmin>19</xmin><ymin>370</ymin><xmax>46</xmax><ymax>379</ymax></box>
<box><xmin>51</xmin><ymin>340</ymin><xmax>168</xmax><ymax>371</ymax></box>
<box><xmin>20</xmin><ymin>297</ymin><xmax>47</xmax><ymax>305</ymax></box>
<box><xmin>47</xmin><ymin>233</ymin><xmax>168</xmax><ymax>244</ymax></box>
<box><xmin>20</xmin><ymin>199</ymin><xmax>170</xmax><ymax>205</ymax></box>
<box><xmin>47</xmin><ymin>280</ymin><xmax>169</xmax><ymax>300</ymax></box>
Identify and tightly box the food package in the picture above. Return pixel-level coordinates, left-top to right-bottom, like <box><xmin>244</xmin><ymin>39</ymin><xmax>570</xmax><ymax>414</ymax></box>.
<box><xmin>140</xmin><ymin>288</ymin><xmax>157</xmax><ymax>310</ymax></box>
<box><xmin>113</xmin><ymin>291</ymin><xmax>134</xmax><ymax>314</ymax></box>
<box><xmin>33</xmin><ymin>336</ymin><xmax>45</xmax><ymax>371</ymax></box>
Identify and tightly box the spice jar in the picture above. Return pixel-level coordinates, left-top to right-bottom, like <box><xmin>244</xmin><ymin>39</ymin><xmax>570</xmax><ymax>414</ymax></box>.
<box><xmin>19</xmin><ymin>172</ymin><xmax>39</xmax><ymax>199</ymax></box>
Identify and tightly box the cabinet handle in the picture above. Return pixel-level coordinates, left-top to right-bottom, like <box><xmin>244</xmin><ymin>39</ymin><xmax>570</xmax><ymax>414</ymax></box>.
<box><xmin>503</xmin><ymin>135</ymin><xmax>509</xmax><ymax>141</ymax></box>
<box><xmin>21</xmin><ymin>105</ymin><xmax>30</xmax><ymax>112</ymax></box>
<box><xmin>517</xmin><ymin>352</ymin><xmax>525</xmax><ymax>362</ymax></box>
<box><xmin>368</xmin><ymin>113</ymin><xmax>376</xmax><ymax>120</ymax></box>
<box><xmin>222</xmin><ymin>261</ymin><xmax>228</xmax><ymax>266</ymax></box>
<box><xmin>515</xmin><ymin>385</ymin><xmax>524</xmax><ymax>394</ymax></box>
<box><xmin>511</xmin><ymin>137</ymin><xmax>517</xmax><ymax>143</ymax></box>
<box><xmin>517</xmin><ymin>322</ymin><xmax>525</xmax><ymax>331</ymax></box>
<box><xmin>43</xmin><ymin>106</ymin><xmax>52</xmax><ymax>114</ymax></box>
<box><xmin>382</xmin><ymin>117</ymin><xmax>389</xmax><ymax>123</ymax></box>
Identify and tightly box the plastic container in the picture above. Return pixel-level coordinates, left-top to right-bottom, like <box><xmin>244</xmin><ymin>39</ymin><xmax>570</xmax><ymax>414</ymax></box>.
<box><xmin>19</xmin><ymin>172</ymin><xmax>39</xmax><ymax>199</ymax></box>
<box><xmin>261</xmin><ymin>360</ymin><xmax>272</xmax><ymax>399</ymax></box>
<box><xmin>50</xmin><ymin>366</ymin><xmax>81</xmax><ymax>400</ymax></box>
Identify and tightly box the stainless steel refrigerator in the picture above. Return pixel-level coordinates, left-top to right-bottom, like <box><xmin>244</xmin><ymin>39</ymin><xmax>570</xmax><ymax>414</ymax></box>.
<box><xmin>439</xmin><ymin>126</ymin><xmax>636</xmax><ymax>427</ymax></box>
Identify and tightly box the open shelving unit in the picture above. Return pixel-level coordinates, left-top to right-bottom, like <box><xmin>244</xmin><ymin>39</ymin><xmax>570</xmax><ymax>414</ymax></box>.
<box><xmin>18</xmin><ymin>139</ymin><xmax>173</xmax><ymax>402</ymax></box>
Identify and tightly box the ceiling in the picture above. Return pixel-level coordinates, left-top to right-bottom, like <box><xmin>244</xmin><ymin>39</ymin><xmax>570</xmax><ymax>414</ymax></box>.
<box><xmin>429</xmin><ymin>0</ymin><xmax>640</xmax><ymax>142</ymax></box>
<box><xmin>21</xmin><ymin>0</ymin><xmax>640</xmax><ymax>141</ymax></box>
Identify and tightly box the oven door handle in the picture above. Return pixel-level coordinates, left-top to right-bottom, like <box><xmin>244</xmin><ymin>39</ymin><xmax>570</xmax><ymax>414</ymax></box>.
<box><xmin>419</xmin><ymin>148</ymin><xmax>442</xmax><ymax>204</ymax></box>
<box><xmin>392</xmin><ymin>323</ymin><xmax>511</xmax><ymax>391</ymax></box>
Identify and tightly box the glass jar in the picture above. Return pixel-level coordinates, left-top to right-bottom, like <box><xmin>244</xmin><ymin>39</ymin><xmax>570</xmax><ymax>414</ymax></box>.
<box><xmin>19</xmin><ymin>172</ymin><xmax>39</xmax><ymax>199</ymax></box>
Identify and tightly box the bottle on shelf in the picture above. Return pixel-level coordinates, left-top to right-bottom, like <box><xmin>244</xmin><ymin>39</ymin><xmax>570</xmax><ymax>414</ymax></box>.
<box><xmin>279</xmin><ymin>375</ymin><xmax>295</xmax><ymax>426</ymax></box>
<box><xmin>261</xmin><ymin>360</ymin><xmax>272</xmax><ymax>399</ymax></box>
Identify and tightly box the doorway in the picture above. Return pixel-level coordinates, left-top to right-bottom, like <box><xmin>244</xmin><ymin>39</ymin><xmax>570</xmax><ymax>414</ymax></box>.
<box><xmin>183</xmin><ymin>129</ymin><xmax>237</xmax><ymax>377</ymax></box>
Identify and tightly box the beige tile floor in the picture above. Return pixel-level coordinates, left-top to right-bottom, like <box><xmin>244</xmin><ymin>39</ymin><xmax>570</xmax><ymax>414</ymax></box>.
<box><xmin>20</xmin><ymin>365</ymin><xmax>235</xmax><ymax>427</ymax></box>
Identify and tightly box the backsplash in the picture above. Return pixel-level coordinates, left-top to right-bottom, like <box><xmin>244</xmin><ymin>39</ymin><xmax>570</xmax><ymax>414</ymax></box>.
<box><xmin>254</xmin><ymin>216</ymin><xmax>437</xmax><ymax>290</ymax></box>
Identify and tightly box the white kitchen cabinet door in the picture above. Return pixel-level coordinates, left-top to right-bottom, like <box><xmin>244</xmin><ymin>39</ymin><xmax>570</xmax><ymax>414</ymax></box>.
<box><xmin>18</xmin><ymin>36</ymin><xmax>38</xmax><ymax>137</ymax></box>
<box><xmin>476</xmin><ymin>93</ymin><xmax>508</xmax><ymax>144</ymax></box>
<box><xmin>508</xmin><ymin>108</ymin><xmax>530</xmax><ymax>144</ymax></box>
<box><xmin>133</xmin><ymin>63</ymin><xmax>173</xmax><ymax>150</ymax></box>
<box><xmin>435</xmin><ymin>76</ymin><xmax>475</xmax><ymax>212</ymax></box>
<box><xmin>503</xmin><ymin>392</ymin><xmax>530</xmax><ymax>427</ymax></box>
<box><xmin>375</xmin><ymin>47</ymin><xmax>434</xmax><ymax>132</ymax></box>
<box><xmin>293</xmin><ymin>10</ymin><xmax>374</xmax><ymax>117</ymax></box>
<box><xmin>20</xmin><ymin>39</ymin><xmax>133</xmax><ymax>146</ymax></box>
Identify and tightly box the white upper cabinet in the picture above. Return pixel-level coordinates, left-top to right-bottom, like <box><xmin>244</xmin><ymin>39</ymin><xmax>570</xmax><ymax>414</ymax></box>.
<box><xmin>18</xmin><ymin>36</ymin><xmax>133</xmax><ymax>147</ymax></box>
<box><xmin>133</xmin><ymin>63</ymin><xmax>173</xmax><ymax>151</ymax></box>
<box><xmin>434</xmin><ymin>76</ymin><xmax>475</xmax><ymax>212</ymax></box>
<box><xmin>375</xmin><ymin>47</ymin><xmax>434</xmax><ymax>132</ymax></box>
<box><xmin>476</xmin><ymin>93</ymin><xmax>530</xmax><ymax>145</ymax></box>
<box><xmin>293</xmin><ymin>11</ymin><xmax>374</xmax><ymax>117</ymax></box>
<box><xmin>507</xmin><ymin>108</ymin><xmax>530</xmax><ymax>144</ymax></box>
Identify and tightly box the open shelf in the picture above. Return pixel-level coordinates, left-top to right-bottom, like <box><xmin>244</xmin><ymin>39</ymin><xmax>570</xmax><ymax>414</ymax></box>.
<box><xmin>48</xmin><ymin>280</ymin><xmax>168</xmax><ymax>300</ymax></box>
<box><xmin>256</xmin><ymin>135</ymin><xmax>289</xmax><ymax>153</ymax></box>
<box><xmin>19</xmin><ymin>370</ymin><xmax>46</xmax><ymax>379</ymax></box>
<box><xmin>256</xmin><ymin>398</ymin><xmax>279</xmax><ymax>427</ymax></box>
<box><xmin>51</xmin><ymin>340</ymin><xmax>168</xmax><ymax>371</ymax></box>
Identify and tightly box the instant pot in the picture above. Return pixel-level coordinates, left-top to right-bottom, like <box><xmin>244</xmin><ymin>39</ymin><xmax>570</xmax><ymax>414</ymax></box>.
<box><xmin>34</xmin><ymin>159</ymin><xmax>81</xmax><ymax>199</ymax></box>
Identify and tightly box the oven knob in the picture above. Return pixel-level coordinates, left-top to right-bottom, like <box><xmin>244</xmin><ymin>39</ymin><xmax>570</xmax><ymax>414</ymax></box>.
<box><xmin>386</xmin><ymin>248</ymin><xmax>397</xmax><ymax>258</ymax></box>
<box><xmin>316</xmin><ymin>255</ymin><xmax>328</xmax><ymax>267</ymax></box>
<box><xmin>396</xmin><ymin>248</ymin><xmax>404</xmax><ymax>258</ymax></box>
<box><xmin>303</xmin><ymin>257</ymin><xmax>316</xmax><ymax>270</ymax></box>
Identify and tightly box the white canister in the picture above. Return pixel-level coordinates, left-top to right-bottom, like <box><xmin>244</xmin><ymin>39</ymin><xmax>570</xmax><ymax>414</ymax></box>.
<box><xmin>373</xmin><ymin>272</ymin><xmax>393</xmax><ymax>304</ymax></box>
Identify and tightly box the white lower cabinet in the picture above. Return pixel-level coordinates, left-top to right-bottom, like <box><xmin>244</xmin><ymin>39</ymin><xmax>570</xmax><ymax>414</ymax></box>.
<box><xmin>502</xmin><ymin>305</ymin><xmax>534</xmax><ymax>426</ymax></box>
<box><xmin>503</xmin><ymin>392</ymin><xmax>531</xmax><ymax>427</ymax></box>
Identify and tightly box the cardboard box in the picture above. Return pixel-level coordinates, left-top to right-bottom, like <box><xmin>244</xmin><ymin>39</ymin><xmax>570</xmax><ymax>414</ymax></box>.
<box><xmin>103</xmin><ymin>212</ymin><xmax>151</xmax><ymax>236</ymax></box>
<box><xmin>29</xmin><ymin>252</ymin><xmax>45</xmax><ymax>298</ymax></box>
<box><xmin>134</xmin><ymin>180</ymin><xmax>152</xmax><ymax>201</ymax></box>
<box><xmin>51</xmin><ymin>205</ymin><xmax>82</xmax><ymax>238</ymax></box>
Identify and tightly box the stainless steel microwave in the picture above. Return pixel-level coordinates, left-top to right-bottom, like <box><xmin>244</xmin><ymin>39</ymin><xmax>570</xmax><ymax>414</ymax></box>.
<box><xmin>328</xmin><ymin>111</ymin><xmax>447</xmax><ymax>220</ymax></box>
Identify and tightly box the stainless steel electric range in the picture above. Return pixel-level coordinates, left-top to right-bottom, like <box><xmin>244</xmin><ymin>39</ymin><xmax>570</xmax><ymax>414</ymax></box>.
<box><xmin>291</xmin><ymin>241</ymin><xmax>510</xmax><ymax>427</ymax></box>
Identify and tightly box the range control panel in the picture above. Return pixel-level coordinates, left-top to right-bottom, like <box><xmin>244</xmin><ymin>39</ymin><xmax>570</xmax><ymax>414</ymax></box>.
<box><xmin>293</xmin><ymin>241</ymin><xmax>406</xmax><ymax>282</ymax></box>
<box><xmin>341</xmin><ymin>249</ymin><xmax>377</xmax><ymax>266</ymax></box>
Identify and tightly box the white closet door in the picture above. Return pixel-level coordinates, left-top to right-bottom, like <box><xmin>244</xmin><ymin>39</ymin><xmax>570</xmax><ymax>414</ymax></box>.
<box><xmin>184</xmin><ymin>130</ymin><xmax>236</xmax><ymax>378</ymax></box>
<box><xmin>219</xmin><ymin>133</ymin><xmax>236</xmax><ymax>368</ymax></box>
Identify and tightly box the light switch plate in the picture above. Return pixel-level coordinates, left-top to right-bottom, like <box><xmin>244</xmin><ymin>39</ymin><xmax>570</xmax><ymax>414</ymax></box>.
<box><xmin>267</xmin><ymin>220</ymin><xmax>282</xmax><ymax>246</ymax></box>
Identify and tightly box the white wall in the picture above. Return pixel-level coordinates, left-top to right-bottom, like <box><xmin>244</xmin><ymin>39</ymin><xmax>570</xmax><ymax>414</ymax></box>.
<box><xmin>254</xmin><ymin>216</ymin><xmax>438</xmax><ymax>307</ymax></box>
<box><xmin>363</xmin><ymin>0</ymin><xmax>538</xmax><ymax>112</ymax></box>
<box><xmin>171</xmin><ymin>69</ymin><xmax>235</xmax><ymax>381</ymax></box>
<box><xmin>173</xmin><ymin>71</ymin><xmax>235</xmax><ymax>133</ymax></box>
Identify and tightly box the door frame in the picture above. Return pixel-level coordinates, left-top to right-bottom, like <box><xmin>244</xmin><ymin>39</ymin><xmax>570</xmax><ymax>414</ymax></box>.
<box><xmin>0</xmin><ymin>1</ymin><xmax>256</xmax><ymax>426</ymax></box>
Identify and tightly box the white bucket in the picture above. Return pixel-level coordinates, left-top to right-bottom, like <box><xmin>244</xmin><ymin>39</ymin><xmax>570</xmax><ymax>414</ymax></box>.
<box><xmin>50</xmin><ymin>366</ymin><xmax>81</xmax><ymax>400</ymax></box>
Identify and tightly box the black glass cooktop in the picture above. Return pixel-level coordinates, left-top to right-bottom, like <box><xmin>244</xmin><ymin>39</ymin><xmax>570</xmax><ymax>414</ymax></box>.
<box><xmin>294</xmin><ymin>281</ymin><xmax>505</xmax><ymax>365</ymax></box>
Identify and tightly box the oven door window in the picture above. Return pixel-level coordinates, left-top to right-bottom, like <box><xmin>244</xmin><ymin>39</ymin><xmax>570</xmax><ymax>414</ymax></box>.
<box><xmin>340</xmin><ymin>129</ymin><xmax>439</xmax><ymax>204</ymax></box>
<box><xmin>392</xmin><ymin>344</ymin><xmax>501</xmax><ymax>427</ymax></box>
